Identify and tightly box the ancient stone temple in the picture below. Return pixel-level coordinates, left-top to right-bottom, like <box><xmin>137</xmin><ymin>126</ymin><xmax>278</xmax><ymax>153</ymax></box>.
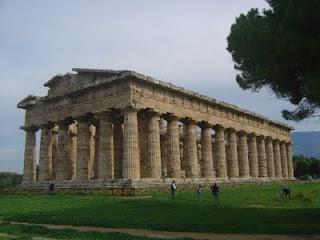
<box><xmin>18</xmin><ymin>68</ymin><xmax>294</xmax><ymax>188</ymax></box>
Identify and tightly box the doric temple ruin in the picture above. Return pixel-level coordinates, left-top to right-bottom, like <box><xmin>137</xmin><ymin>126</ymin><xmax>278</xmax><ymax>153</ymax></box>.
<box><xmin>18</xmin><ymin>68</ymin><xmax>294</xmax><ymax>188</ymax></box>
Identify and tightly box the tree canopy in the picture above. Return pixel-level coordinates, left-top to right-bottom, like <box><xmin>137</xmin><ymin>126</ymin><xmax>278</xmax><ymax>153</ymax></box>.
<box><xmin>227</xmin><ymin>0</ymin><xmax>320</xmax><ymax>121</ymax></box>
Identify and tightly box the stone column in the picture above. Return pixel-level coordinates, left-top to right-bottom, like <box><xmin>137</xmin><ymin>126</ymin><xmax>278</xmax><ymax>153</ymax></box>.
<box><xmin>257</xmin><ymin>136</ymin><xmax>268</xmax><ymax>178</ymax></box>
<box><xmin>76</xmin><ymin>117</ymin><xmax>91</xmax><ymax>180</ymax></box>
<box><xmin>50</xmin><ymin>124</ymin><xmax>59</xmax><ymax>180</ymax></box>
<box><xmin>122</xmin><ymin>108</ymin><xmax>140</xmax><ymax>179</ymax></box>
<box><xmin>166</xmin><ymin>115</ymin><xmax>181</xmax><ymax>178</ymax></box>
<box><xmin>148</xmin><ymin>112</ymin><xmax>161</xmax><ymax>179</ymax></box>
<box><xmin>238</xmin><ymin>131</ymin><xmax>250</xmax><ymax>179</ymax></box>
<box><xmin>280</xmin><ymin>141</ymin><xmax>288</xmax><ymax>179</ymax></box>
<box><xmin>226</xmin><ymin>128</ymin><xmax>239</xmax><ymax>179</ymax></box>
<box><xmin>68</xmin><ymin>121</ymin><xmax>77</xmax><ymax>180</ymax></box>
<box><xmin>38</xmin><ymin>125</ymin><xmax>51</xmax><ymax>181</ymax></box>
<box><xmin>56</xmin><ymin>122</ymin><xmax>69</xmax><ymax>181</ymax></box>
<box><xmin>265</xmin><ymin>137</ymin><xmax>275</xmax><ymax>178</ymax></box>
<box><xmin>286</xmin><ymin>142</ymin><xmax>294</xmax><ymax>179</ymax></box>
<box><xmin>200</xmin><ymin>124</ymin><xmax>214</xmax><ymax>178</ymax></box>
<box><xmin>248</xmin><ymin>133</ymin><xmax>259</xmax><ymax>178</ymax></box>
<box><xmin>89</xmin><ymin>125</ymin><xmax>96</xmax><ymax>179</ymax></box>
<box><xmin>97</xmin><ymin>112</ymin><xmax>114</xmax><ymax>179</ymax></box>
<box><xmin>160</xmin><ymin>119</ymin><xmax>167</xmax><ymax>177</ymax></box>
<box><xmin>183</xmin><ymin>119</ymin><xmax>198</xmax><ymax>178</ymax></box>
<box><xmin>273</xmin><ymin>140</ymin><xmax>282</xmax><ymax>178</ymax></box>
<box><xmin>22</xmin><ymin>126</ymin><xmax>38</xmax><ymax>183</ymax></box>
<box><xmin>214</xmin><ymin>125</ymin><xmax>227</xmax><ymax>179</ymax></box>
<box><xmin>113</xmin><ymin>120</ymin><xmax>123</xmax><ymax>179</ymax></box>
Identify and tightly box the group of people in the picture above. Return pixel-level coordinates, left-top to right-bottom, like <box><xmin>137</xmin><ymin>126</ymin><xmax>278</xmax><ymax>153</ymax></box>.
<box><xmin>170</xmin><ymin>180</ymin><xmax>220</xmax><ymax>201</ymax></box>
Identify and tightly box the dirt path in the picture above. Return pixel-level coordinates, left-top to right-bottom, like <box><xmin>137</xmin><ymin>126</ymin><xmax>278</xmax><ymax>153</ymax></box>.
<box><xmin>4</xmin><ymin>221</ymin><xmax>320</xmax><ymax>240</ymax></box>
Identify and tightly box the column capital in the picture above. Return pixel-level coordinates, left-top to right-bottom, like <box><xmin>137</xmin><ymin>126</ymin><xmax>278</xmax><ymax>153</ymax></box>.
<box><xmin>238</xmin><ymin>130</ymin><xmax>247</xmax><ymax>136</ymax></box>
<box><xmin>181</xmin><ymin>117</ymin><xmax>197</xmax><ymax>125</ymax></box>
<box><xmin>163</xmin><ymin>113</ymin><xmax>179</xmax><ymax>121</ymax></box>
<box><xmin>226</xmin><ymin>127</ymin><xmax>236</xmax><ymax>134</ymax></box>
<box><xmin>265</xmin><ymin>136</ymin><xmax>273</xmax><ymax>141</ymax></box>
<box><xmin>199</xmin><ymin>121</ymin><xmax>212</xmax><ymax>129</ymax></box>
<box><xmin>122</xmin><ymin>104</ymin><xmax>140</xmax><ymax>113</ymax></box>
<box><xmin>214</xmin><ymin>124</ymin><xmax>225</xmax><ymax>131</ymax></box>
<box><xmin>20</xmin><ymin>125</ymin><xmax>39</xmax><ymax>132</ymax></box>
<box><xmin>257</xmin><ymin>135</ymin><xmax>265</xmax><ymax>140</ymax></box>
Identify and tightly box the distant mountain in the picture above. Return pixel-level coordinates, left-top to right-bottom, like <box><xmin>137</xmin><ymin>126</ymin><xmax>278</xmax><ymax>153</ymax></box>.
<box><xmin>291</xmin><ymin>131</ymin><xmax>320</xmax><ymax>158</ymax></box>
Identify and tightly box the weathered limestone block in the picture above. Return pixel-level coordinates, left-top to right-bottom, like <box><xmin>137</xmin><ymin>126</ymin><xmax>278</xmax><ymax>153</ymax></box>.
<box><xmin>226</xmin><ymin>128</ymin><xmax>239</xmax><ymax>179</ymax></box>
<box><xmin>39</xmin><ymin>126</ymin><xmax>51</xmax><ymax>181</ymax></box>
<box><xmin>183</xmin><ymin>120</ymin><xmax>198</xmax><ymax>178</ymax></box>
<box><xmin>200</xmin><ymin>125</ymin><xmax>214</xmax><ymax>178</ymax></box>
<box><xmin>280</xmin><ymin>141</ymin><xmax>288</xmax><ymax>178</ymax></box>
<box><xmin>273</xmin><ymin>140</ymin><xmax>282</xmax><ymax>178</ymax></box>
<box><xmin>97</xmin><ymin>113</ymin><xmax>114</xmax><ymax>179</ymax></box>
<box><xmin>166</xmin><ymin>116</ymin><xmax>181</xmax><ymax>178</ymax></box>
<box><xmin>214</xmin><ymin>125</ymin><xmax>227</xmax><ymax>178</ymax></box>
<box><xmin>257</xmin><ymin>136</ymin><xmax>268</xmax><ymax>178</ymax></box>
<box><xmin>148</xmin><ymin>112</ymin><xmax>161</xmax><ymax>179</ymax></box>
<box><xmin>76</xmin><ymin>118</ymin><xmax>91</xmax><ymax>180</ymax></box>
<box><xmin>113</xmin><ymin>121</ymin><xmax>123</xmax><ymax>179</ymax></box>
<box><xmin>265</xmin><ymin>137</ymin><xmax>275</xmax><ymax>178</ymax></box>
<box><xmin>68</xmin><ymin>121</ymin><xmax>77</xmax><ymax>180</ymax></box>
<box><xmin>238</xmin><ymin>131</ymin><xmax>250</xmax><ymax>179</ymax></box>
<box><xmin>23</xmin><ymin>127</ymin><xmax>37</xmax><ymax>183</ymax></box>
<box><xmin>56</xmin><ymin>122</ymin><xmax>69</xmax><ymax>180</ymax></box>
<box><xmin>122</xmin><ymin>108</ymin><xmax>140</xmax><ymax>179</ymax></box>
<box><xmin>286</xmin><ymin>143</ymin><xmax>294</xmax><ymax>179</ymax></box>
<box><xmin>248</xmin><ymin>133</ymin><xmax>259</xmax><ymax>178</ymax></box>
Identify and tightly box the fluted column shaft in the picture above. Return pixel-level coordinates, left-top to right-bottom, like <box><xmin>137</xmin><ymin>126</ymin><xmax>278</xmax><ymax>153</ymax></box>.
<box><xmin>215</xmin><ymin>125</ymin><xmax>227</xmax><ymax>178</ymax></box>
<box><xmin>265</xmin><ymin>137</ymin><xmax>275</xmax><ymax>178</ymax></box>
<box><xmin>23</xmin><ymin>128</ymin><xmax>37</xmax><ymax>183</ymax></box>
<box><xmin>201</xmin><ymin>126</ymin><xmax>214</xmax><ymax>178</ymax></box>
<box><xmin>76</xmin><ymin>118</ymin><xmax>91</xmax><ymax>180</ymax></box>
<box><xmin>286</xmin><ymin>143</ymin><xmax>294</xmax><ymax>179</ymax></box>
<box><xmin>148</xmin><ymin>113</ymin><xmax>161</xmax><ymax>178</ymax></box>
<box><xmin>97</xmin><ymin>113</ymin><xmax>114</xmax><ymax>179</ymax></box>
<box><xmin>183</xmin><ymin>120</ymin><xmax>198</xmax><ymax>178</ymax></box>
<box><xmin>166</xmin><ymin>116</ymin><xmax>181</xmax><ymax>178</ymax></box>
<box><xmin>68</xmin><ymin>122</ymin><xmax>77</xmax><ymax>180</ymax></box>
<box><xmin>227</xmin><ymin>128</ymin><xmax>239</xmax><ymax>179</ymax></box>
<box><xmin>123</xmin><ymin>108</ymin><xmax>140</xmax><ymax>179</ymax></box>
<box><xmin>248</xmin><ymin>134</ymin><xmax>259</xmax><ymax>178</ymax></box>
<box><xmin>280</xmin><ymin>142</ymin><xmax>288</xmax><ymax>178</ymax></box>
<box><xmin>257</xmin><ymin>136</ymin><xmax>268</xmax><ymax>178</ymax></box>
<box><xmin>273</xmin><ymin>140</ymin><xmax>282</xmax><ymax>178</ymax></box>
<box><xmin>39</xmin><ymin>126</ymin><xmax>51</xmax><ymax>181</ymax></box>
<box><xmin>50</xmin><ymin>125</ymin><xmax>59</xmax><ymax>180</ymax></box>
<box><xmin>113</xmin><ymin>121</ymin><xmax>123</xmax><ymax>179</ymax></box>
<box><xmin>56</xmin><ymin>122</ymin><xmax>69</xmax><ymax>181</ymax></box>
<box><xmin>238</xmin><ymin>132</ymin><xmax>250</xmax><ymax>178</ymax></box>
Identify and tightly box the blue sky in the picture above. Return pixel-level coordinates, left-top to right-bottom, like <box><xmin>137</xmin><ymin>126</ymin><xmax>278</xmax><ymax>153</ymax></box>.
<box><xmin>1</xmin><ymin>0</ymin><xmax>319</xmax><ymax>173</ymax></box>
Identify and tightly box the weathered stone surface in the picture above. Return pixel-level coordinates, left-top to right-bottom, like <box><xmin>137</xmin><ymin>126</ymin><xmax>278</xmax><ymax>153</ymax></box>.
<box><xmin>257</xmin><ymin>136</ymin><xmax>268</xmax><ymax>178</ymax></box>
<box><xmin>148</xmin><ymin>113</ymin><xmax>161</xmax><ymax>179</ymax></box>
<box><xmin>238</xmin><ymin>131</ymin><xmax>250</xmax><ymax>179</ymax></box>
<box><xmin>265</xmin><ymin>137</ymin><xmax>275</xmax><ymax>178</ymax></box>
<box><xmin>273</xmin><ymin>140</ymin><xmax>282</xmax><ymax>178</ymax></box>
<box><xmin>22</xmin><ymin>127</ymin><xmax>37</xmax><ymax>183</ymax></box>
<box><xmin>38</xmin><ymin>126</ymin><xmax>51</xmax><ymax>181</ymax></box>
<box><xmin>200</xmin><ymin>125</ymin><xmax>214</xmax><ymax>178</ymax></box>
<box><xmin>214</xmin><ymin>125</ymin><xmax>227</xmax><ymax>179</ymax></box>
<box><xmin>226</xmin><ymin>128</ymin><xmax>239</xmax><ymax>179</ymax></box>
<box><xmin>280</xmin><ymin>141</ymin><xmax>288</xmax><ymax>179</ymax></box>
<box><xmin>166</xmin><ymin>116</ymin><xmax>181</xmax><ymax>178</ymax></box>
<box><xmin>183</xmin><ymin>120</ymin><xmax>198</xmax><ymax>178</ymax></box>
<box><xmin>248</xmin><ymin>133</ymin><xmax>259</xmax><ymax>178</ymax></box>
<box><xmin>76</xmin><ymin>118</ymin><xmax>91</xmax><ymax>180</ymax></box>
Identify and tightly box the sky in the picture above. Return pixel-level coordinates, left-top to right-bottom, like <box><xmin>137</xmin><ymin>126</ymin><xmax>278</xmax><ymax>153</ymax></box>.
<box><xmin>1</xmin><ymin>0</ymin><xmax>319</xmax><ymax>173</ymax></box>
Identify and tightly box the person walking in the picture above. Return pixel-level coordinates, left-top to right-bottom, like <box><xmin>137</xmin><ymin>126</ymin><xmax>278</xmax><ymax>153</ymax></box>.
<box><xmin>281</xmin><ymin>186</ymin><xmax>291</xmax><ymax>199</ymax></box>
<box><xmin>210</xmin><ymin>182</ymin><xmax>220</xmax><ymax>202</ymax></box>
<box><xmin>196</xmin><ymin>184</ymin><xmax>204</xmax><ymax>201</ymax></box>
<box><xmin>170</xmin><ymin>180</ymin><xmax>177</xmax><ymax>200</ymax></box>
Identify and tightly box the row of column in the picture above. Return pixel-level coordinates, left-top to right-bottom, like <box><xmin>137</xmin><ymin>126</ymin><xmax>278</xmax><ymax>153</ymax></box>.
<box><xmin>22</xmin><ymin>108</ymin><xmax>294</xmax><ymax>183</ymax></box>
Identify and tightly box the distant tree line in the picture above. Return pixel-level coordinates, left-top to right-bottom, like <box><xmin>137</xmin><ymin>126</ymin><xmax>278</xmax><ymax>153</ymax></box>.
<box><xmin>0</xmin><ymin>172</ymin><xmax>22</xmax><ymax>189</ymax></box>
<box><xmin>293</xmin><ymin>155</ymin><xmax>320</xmax><ymax>179</ymax></box>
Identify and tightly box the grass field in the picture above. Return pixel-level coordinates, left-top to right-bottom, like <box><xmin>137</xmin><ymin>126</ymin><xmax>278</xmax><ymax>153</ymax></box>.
<box><xmin>0</xmin><ymin>181</ymin><xmax>319</xmax><ymax>238</ymax></box>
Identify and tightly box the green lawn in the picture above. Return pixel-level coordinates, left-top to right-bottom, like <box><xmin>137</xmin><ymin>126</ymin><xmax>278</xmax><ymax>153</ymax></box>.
<box><xmin>0</xmin><ymin>181</ymin><xmax>319</xmax><ymax>235</ymax></box>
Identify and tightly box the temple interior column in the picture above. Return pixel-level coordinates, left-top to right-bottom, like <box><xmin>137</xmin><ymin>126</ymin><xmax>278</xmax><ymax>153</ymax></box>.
<box><xmin>22</xmin><ymin>127</ymin><xmax>37</xmax><ymax>183</ymax></box>
<box><xmin>248</xmin><ymin>133</ymin><xmax>259</xmax><ymax>178</ymax></box>
<box><xmin>56</xmin><ymin>122</ymin><xmax>69</xmax><ymax>181</ymax></box>
<box><xmin>273</xmin><ymin>140</ymin><xmax>282</xmax><ymax>178</ymax></box>
<box><xmin>166</xmin><ymin>115</ymin><xmax>181</xmax><ymax>178</ymax></box>
<box><xmin>214</xmin><ymin>125</ymin><xmax>227</xmax><ymax>179</ymax></box>
<box><xmin>183</xmin><ymin>119</ymin><xmax>198</xmax><ymax>178</ymax></box>
<box><xmin>226</xmin><ymin>128</ymin><xmax>239</xmax><ymax>179</ymax></box>
<box><xmin>76</xmin><ymin>117</ymin><xmax>91</xmax><ymax>180</ymax></box>
<box><xmin>148</xmin><ymin>112</ymin><xmax>161</xmax><ymax>179</ymax></box>
<box><xmin>138</xmin><ymin>114</ymin><xmax>149</xmax><ymax>177</ymax></box>
<box><xmin>39</xmin><ymin>125</ymin><xmax>51</xmax><ymax>181</ymax></box>
<box><xmin>265</xmin><ymin>137</ymin><xmax>275</xmax><ymax>178</ymax></box>
<box><xmin>68</xmin><ymin>121</ymin><xmax>77</xmax><ymax>180</ymax></box>
<box><xmin>286</xmin><ymin>142</ymin><xmax>294</xmax><ymax>179</ymax></box>
<box><xmin>122</xmin><ymin>108</ymin><xmax>140</xmax><ymax>179</ymax></box>
<box><xmin>97</xmin><ymin>112</ymin><xmax>114</xmax><ymax>180</ymax></box>
<box><xmin>257</xmin><ymin>136</ymin><xmax>268</xmax><ymax>178</ymax></box>
<box><xmin>89</xmin><ymin>125</ymin><xmax>96</xmax><ymax>179</ymax></box>
<box><xmin>113</xmin><ymin>120</ymin><xmax>123</xmax><ymax>179</ymax></box>
<box><xmin>280</xmin><ymin>141</ymin><xmax>288</xmax><ymax>179</ymax></box>
<box><xmin>50</xmin><ymin>124</ymin><xmax>59</xmax><ymax>180</ymax></box>
<box><xmin>200</xmin><ymin>124</ymin><xmax>214</xmax><ymax>178</ymax></box>
<box><xmin>160</xmin><ymin>119</ymin><xmax>167</xmax><ymax>177</ymax></box>
<box><xmin>238</xmin><ymin>131</ymin><xmax>250</xmax><ymax>179</ymax></box>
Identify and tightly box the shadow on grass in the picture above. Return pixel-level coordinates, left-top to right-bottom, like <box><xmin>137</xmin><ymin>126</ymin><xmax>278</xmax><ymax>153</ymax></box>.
<box><xmin>4</xmin><ymin>198</ymin><xmax>320</xmax><ymax>235</ymax></box>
